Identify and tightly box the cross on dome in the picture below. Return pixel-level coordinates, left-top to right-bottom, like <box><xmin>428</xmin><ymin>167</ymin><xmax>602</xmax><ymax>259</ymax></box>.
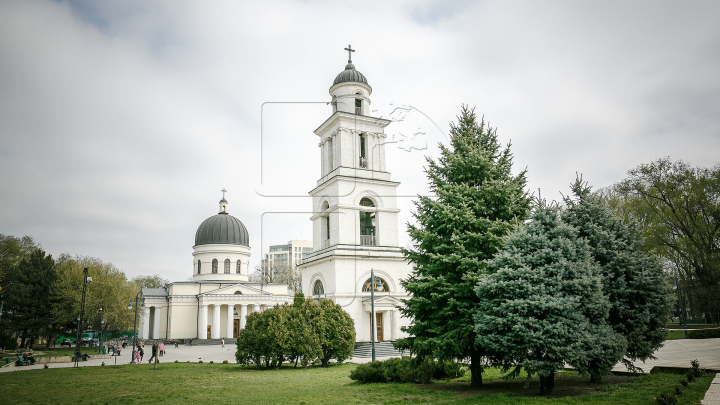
<box><xmin>344</xmin><ymin>45</ymin><xmax>355</xmax><ymax>63</ymax></box>
<box><xmin>221</xmin><ymin>188</ymin><xmax>227</xmax><ymax>199</ymax></box>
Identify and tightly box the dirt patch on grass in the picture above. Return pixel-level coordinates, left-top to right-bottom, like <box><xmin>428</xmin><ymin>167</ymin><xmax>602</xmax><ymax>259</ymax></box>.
<box><xmin>420</xmin><ymin>372</ymin><xmax>633</xmax><ymax>398</ymax></box>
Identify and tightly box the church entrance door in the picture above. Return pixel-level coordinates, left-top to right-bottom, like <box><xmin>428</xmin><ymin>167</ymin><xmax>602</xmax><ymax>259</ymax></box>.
<box><xmin>207</xmin><ymin>325</ymin><xmax>211</xmax><ymax>339</ymax></box>
<box><xmin>376</xmin><ymin>313</ymin><xmax>384</xmax><ymax>342</ymax></box>
<box><xmin>233</xmin><ymin>319</ymin><xmax>240</xmax><ymax>338</ymax></box>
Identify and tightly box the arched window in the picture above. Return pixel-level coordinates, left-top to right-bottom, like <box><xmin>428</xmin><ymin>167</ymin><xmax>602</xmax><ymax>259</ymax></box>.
<box><xmin>359</xmin><ymin>133</ymin><xmax>367</xmax><ymax>168</ymax></box>
<box><xmin>224</xmin><ymin>259</ymin><xmax>231</xmax><ymax>274</ymax></box>
<box><xmin>321</xmin><ymin>201</ymin><xmax>330</xmax><ymax>246</ymax></box>
<box><xmin>313</xmin><ymin>280</ymin><xmax>324</xmax><ymax>296</ymax></box>
<box><xmin>234</xmin><ymin>291</ymin><xmax>242</xmax><ymax>295</ymax></box>
<box><xmin>197</xmin><ymin>260</ymin><xmax>201</xmax><ymax>274</ymax></box>
<box><xmin>236</xmin><ymin>259</ymin><xmax>242</xmax><ymax>274</ymax></box>
<box><xmin>359</xmin><ymin>198</ymin><xmax>376</xmax><ymax>246</ymax></box>
<box><xmin>355</xmin><ymin>92</ymin><xmax>362</xmax><ymax>115</ymax></box>
<box><xmin>362</xmin><ymin>276</ymin><xmax>389</xmax><ymax>292</ymax></box>
<box><xmin>212</xmin><ymin>259</ymin><xmax>218</xmax><ymax>274</ymax></box>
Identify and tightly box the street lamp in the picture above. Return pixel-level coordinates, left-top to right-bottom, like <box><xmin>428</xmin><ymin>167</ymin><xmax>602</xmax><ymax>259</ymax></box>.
<box><xmin>674</xmin><ymin>277</ymin><xmax>688</xmax><ymax>338</ymax></box>
<box><xmin>98</xmin><ymin>308</ymin><xmax>105</xmax><ymax>355</ymax></box>
<box><xmin>128</xmin><ymin>293</ymin><xmax>144</xmax><ymax>364</ymax></box>
<box><xmin>74</xmin><ymin>267</ymin><xmax>91</xmax><ymax>368</ymax></box>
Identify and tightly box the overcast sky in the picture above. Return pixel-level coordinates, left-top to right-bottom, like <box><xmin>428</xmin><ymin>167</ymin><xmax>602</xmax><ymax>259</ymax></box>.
<box><xmin>1</xmin><ymin>0</ymin><xmax>718</xmax><ymax>282</ymax></box>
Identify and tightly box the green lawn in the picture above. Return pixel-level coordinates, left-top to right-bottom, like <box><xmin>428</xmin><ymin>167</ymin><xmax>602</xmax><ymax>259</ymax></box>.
<box><xmin>0</xmin><ymin>362</ymin><xmax>713</xmax><ymax>404</ymax></box>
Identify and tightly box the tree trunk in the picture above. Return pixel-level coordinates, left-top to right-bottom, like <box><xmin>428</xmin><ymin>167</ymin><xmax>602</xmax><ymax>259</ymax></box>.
<box><xmin>539</xmin><ymin>371</ymin><xmax>556</xmax><ymax>394</ymax></box>
<box><xmin>590</xmin><ymin>373</ymin><xmax>601</xmax><ymax>383</ymax></box>
<box><xmin>470</xmin><ymin>345</ymin><xmax>483</xmax><ymax>387</ymax></box>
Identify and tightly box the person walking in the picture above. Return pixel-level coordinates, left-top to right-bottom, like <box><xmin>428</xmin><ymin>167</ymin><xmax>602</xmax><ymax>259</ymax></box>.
<box><xmin>134</xmin><ymin>349</ymin><xmax>140</xmax><ymax>364</ymax></box>
<box><xmin>148</xmin><ymin>342</ymin><xmax>158</xmax><ymax>363</ymax></box>
<box><xmin>221</xmin><ymin>338</ymin><xmax>224</xmax><ymax>348</ymax></box>
<box><xmin>139</xmin><ymin>344</ymin><xmax>144</xmax><ymax>361</ymax></box>
<box><xmin>159</xmin><ymin>341</ymin><xmax>165</xmax><ymax>357</ymax></box>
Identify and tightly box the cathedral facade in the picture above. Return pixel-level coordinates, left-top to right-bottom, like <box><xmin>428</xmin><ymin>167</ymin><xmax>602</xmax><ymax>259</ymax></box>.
<box><xmin>138</xmin><ymin>196</ymin><xmax>291</xmax><ymax>340</ymax></box>
<box><xmin>138</xmin><ymin>49</ymin><xmax>411</xmax><ymax>344</ymax></box>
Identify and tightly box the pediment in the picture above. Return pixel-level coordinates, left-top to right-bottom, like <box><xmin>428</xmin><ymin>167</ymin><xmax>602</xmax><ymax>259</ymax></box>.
<box><xmin>201</xmin><ymin>284</ymin><xmax>272</xmax><ymax>296</ymax></box>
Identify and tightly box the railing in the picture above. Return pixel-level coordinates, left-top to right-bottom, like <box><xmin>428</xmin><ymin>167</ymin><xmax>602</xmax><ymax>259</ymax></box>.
<box><xmin>360</xmin><ymin>235</ymin><xmax>376</xmax><ymax>246</ymax></box>
<box><xmin>355</xmin><ymin>107</ymin><xmax>362</xmax><ymax>115</ymax></box>
<box><xmin>359</xmin><ymin>157</ymin><xmax>367</xmax><ymax>168</ymax></box>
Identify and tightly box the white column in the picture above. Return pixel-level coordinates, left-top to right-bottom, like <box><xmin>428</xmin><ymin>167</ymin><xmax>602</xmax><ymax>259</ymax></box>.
<box><xmin>141</xmin><ymin>308</ymin><xmax>150</xmax><ymax>339</ymax></box>
<box><xmin>390</xmin><ymin>310</ymin><xmax>397</xmax><ymax>341</ymax></box>
<box><xmin>226</xmin><ymin>304</ymin><xmax>234</xmax><ymax>339</ymax></box>
<box><xmin>379</xmin><ymin>134</ymin><xmax>387</xmax><ymax>172</ymax></box>
<box><xmin>240</xmin><ymin>304</ymin><xmax>247</xmax><ymax>329</ymax></box>
<box><xmin>199</xmin><ymin>304</ymin><xmax>208</xmax><ymax>339</ymax></box>
<box><xmin>153</xmin><ymin>306</ymin><xmax>162</xmax><ymax>339</ymax></box>
<box><xmin>212</xmin><ymin>304</ymin><xmax>221</xmax><ymax>339</ymax></box>
<box><xmin>253</xmin><ymin>304</ymin><xmax>261</xmax><ymax>313</ymax></box>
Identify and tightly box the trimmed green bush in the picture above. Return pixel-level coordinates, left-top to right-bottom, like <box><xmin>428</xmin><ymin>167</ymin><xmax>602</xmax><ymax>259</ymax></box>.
<box><xmin>349</xmin><ymin>357</ymin><xmax>465</xmax><ymax>384</ymax></box>
<box><xmin>687</xmin><ymin>329</ymin><xmax>720</xmax><ymax>339</ymax></box>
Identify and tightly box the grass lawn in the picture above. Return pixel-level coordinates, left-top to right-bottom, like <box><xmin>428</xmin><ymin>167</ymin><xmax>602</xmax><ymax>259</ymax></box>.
<box><xmin>0</xmin><ymin>362</ymin><xmax>714</xmax><ymax>404</ymax></box>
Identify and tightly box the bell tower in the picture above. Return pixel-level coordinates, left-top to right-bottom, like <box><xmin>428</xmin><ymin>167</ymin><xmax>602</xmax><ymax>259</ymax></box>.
<box><xmin>300</xmin><ymin>46</ymin><xmax>411</xmax><ymax>345</ymax></box>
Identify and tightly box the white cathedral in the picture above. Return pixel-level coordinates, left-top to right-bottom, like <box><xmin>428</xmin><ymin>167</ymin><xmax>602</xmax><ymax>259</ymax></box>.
<box><xmin>139</xmin><ymin>48</ymin><xmax>412</xmax><ymax>344</ymax></box>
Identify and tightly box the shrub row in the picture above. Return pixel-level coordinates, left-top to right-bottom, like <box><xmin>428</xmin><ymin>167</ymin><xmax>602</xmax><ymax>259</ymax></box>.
<box><xmin>349</xmin><ymin>356</ymin><xmax>465</xmax><ymax>384</ymax></box>
<box><xmin>687</xmin><ymin>328</ymin><xmax>720</xmax><ymax>339</ymax></box>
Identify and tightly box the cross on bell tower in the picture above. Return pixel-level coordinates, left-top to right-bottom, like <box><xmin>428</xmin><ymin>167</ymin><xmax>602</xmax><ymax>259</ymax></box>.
<box><xmin>344</xmin><ymin>45</ymin><xmax>355</xmax><ymax>63</ymax></box>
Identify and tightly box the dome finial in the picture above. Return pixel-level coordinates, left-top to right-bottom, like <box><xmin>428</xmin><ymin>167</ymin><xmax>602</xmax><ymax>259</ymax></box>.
<box><xmin>219</xmin><ymin>188</ymin><xmax>228</xmax><ymax>213</ymax></box>
<box><xmin>344</xmin><ymin>45</ymin><xmax>355</xmax><ymax>64</ymax></box>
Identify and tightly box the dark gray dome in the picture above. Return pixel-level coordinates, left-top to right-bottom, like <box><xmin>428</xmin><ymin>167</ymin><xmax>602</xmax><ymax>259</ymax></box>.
<box><xmin>195</xmin><ymin>213</ymin><xmax>249</xmax><ymax>247</ymax></box>
<box><xmin>333</xmin><ymin>63</ymin><xmax>370</xmax><ymax>88</ymax></box>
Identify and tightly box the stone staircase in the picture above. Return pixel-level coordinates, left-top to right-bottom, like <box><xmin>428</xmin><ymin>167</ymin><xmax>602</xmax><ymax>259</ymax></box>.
<box><xmin>352</xmin><ymin>341</ymin><xmax>405</xmax><ymax>359</ymax></box>
<box><xmin>188</xmin><ymin>338</ymin><xmax>226</xmax><ymax>346</ymax></box>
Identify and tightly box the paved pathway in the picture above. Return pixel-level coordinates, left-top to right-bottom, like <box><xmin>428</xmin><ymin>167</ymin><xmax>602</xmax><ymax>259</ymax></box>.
<box><xmin>612</xmin><ymin>338</ymin><xmax>720</xmax><ymax>372</ymax></box>
<box><xmin>703</xmin><ymin>373</ymin><xmax>720</xmax><ymax>405</ymax></box>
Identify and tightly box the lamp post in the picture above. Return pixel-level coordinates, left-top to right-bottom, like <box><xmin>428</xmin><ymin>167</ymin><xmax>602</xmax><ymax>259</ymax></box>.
<box><xmin>370</xmin><ymin>268</ymin><xmax>376</xmax><ymax>362</ymax></box>
<box><xmin>128</xmin><ymin>293</ymin><xmax>144</xmax><ymax>364</ymax></box>
<box><xmin>674</xmin><ymin>277</ymin><xmax>688</xmax><ymax>338</ymax></box>
<box><xmin>98</xmin><ymin>308</ymin><xmax>105</xmax><ymax>355</ymax></box>
<box><xmin>74</xmin><ymin>267</ymin><xmax>91</xmax><ymax>368</ymax></box>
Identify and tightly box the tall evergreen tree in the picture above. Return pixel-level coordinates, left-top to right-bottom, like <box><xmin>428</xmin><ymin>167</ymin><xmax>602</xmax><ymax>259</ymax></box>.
<box><xmin>475</xmin><ymin>204</ymin><xmax>624</xmax><ymax>394</ymax></box>
<box><xmin>396</xmin><ymin>106</ymin><xmax>531</xmax><ymax>387</ymax></box>
<box><xmin>3</xmin><ymin>248</ymin><xmax>56</xmax><ymax>349</ymax></box>
<box><xmin>562</xmin><ymin>178</ymin><xmax>673</xmax><ymax>374</ymax></box>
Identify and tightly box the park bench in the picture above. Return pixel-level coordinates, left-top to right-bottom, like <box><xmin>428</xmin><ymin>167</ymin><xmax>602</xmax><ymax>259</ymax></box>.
<box><xmin>16</xmin><ymin>354</ymin><xmax>30</xmax><ymax>366</ymax></box>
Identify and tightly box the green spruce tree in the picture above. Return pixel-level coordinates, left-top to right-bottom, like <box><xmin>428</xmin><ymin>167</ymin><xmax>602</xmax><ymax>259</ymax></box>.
<box><xmin>3</xmin><ymin>248</ymin><xmax>56</xmax><ymax>349</ymax></box>
<box><xmin>475</xmin><ymin>204</ymin><xmax>623</xmax><ymax>394</ymax></box>
<box><xmin>397</xmin><ymin>106</ymin><xmax>531</xmax><ymax>387</ymax></box>
<box><xmin>562</xmin><ymin>177</ymin><xmax>672</xmax><ymax>375</ymax></box>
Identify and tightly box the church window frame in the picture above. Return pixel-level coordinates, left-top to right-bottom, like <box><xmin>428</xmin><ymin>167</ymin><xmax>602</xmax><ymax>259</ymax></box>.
<box><xmin>359</xmin><ymin>197</ymin><xmax>376</xmax><ymax>246</ymax></box>
<box><xmin>359</xmin><ymin>133</ymin><xmax>367</xmax><ymax>168</ymax></box>
<box><xmin>313</xmin><ymin>279</ymin><xmax>325</xmax><ymax>297</ymax></box>
<box><xmin>234</xmin><ymin>290</ymin><xmax>242</xmax><ymax>295</ymax></box>
<box><xmin>362</xmin><ymin>276</ymin><xmax>390</xmax><ymax>293</ymax></box>
<box><xmin>224</xmin><ymin>258</ymin><xmax>231</xmax><ymax>274</ymax></box>
<box><xmin>197</xmin><ymin>259</ymin><xmax>201</xmax><ymax>274</ymax></box>
<box><xmin>355</xmin><ymin>92</ymin><xmax>363</xmax><ymax>115</ymax></box>
<box><xmin>321</xmin><ymin>200</ymin><xmax>330</xmax><ymax>247</ymax></box>
<box><xmin>212</xmin><ymin>258</ymin><xmax>218</xmax><ymax>274</ymax></box>
<box><xmin>236</xmin><ymin>259</ymin><xmax>242</xmax><ymax>274</ymax></box>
